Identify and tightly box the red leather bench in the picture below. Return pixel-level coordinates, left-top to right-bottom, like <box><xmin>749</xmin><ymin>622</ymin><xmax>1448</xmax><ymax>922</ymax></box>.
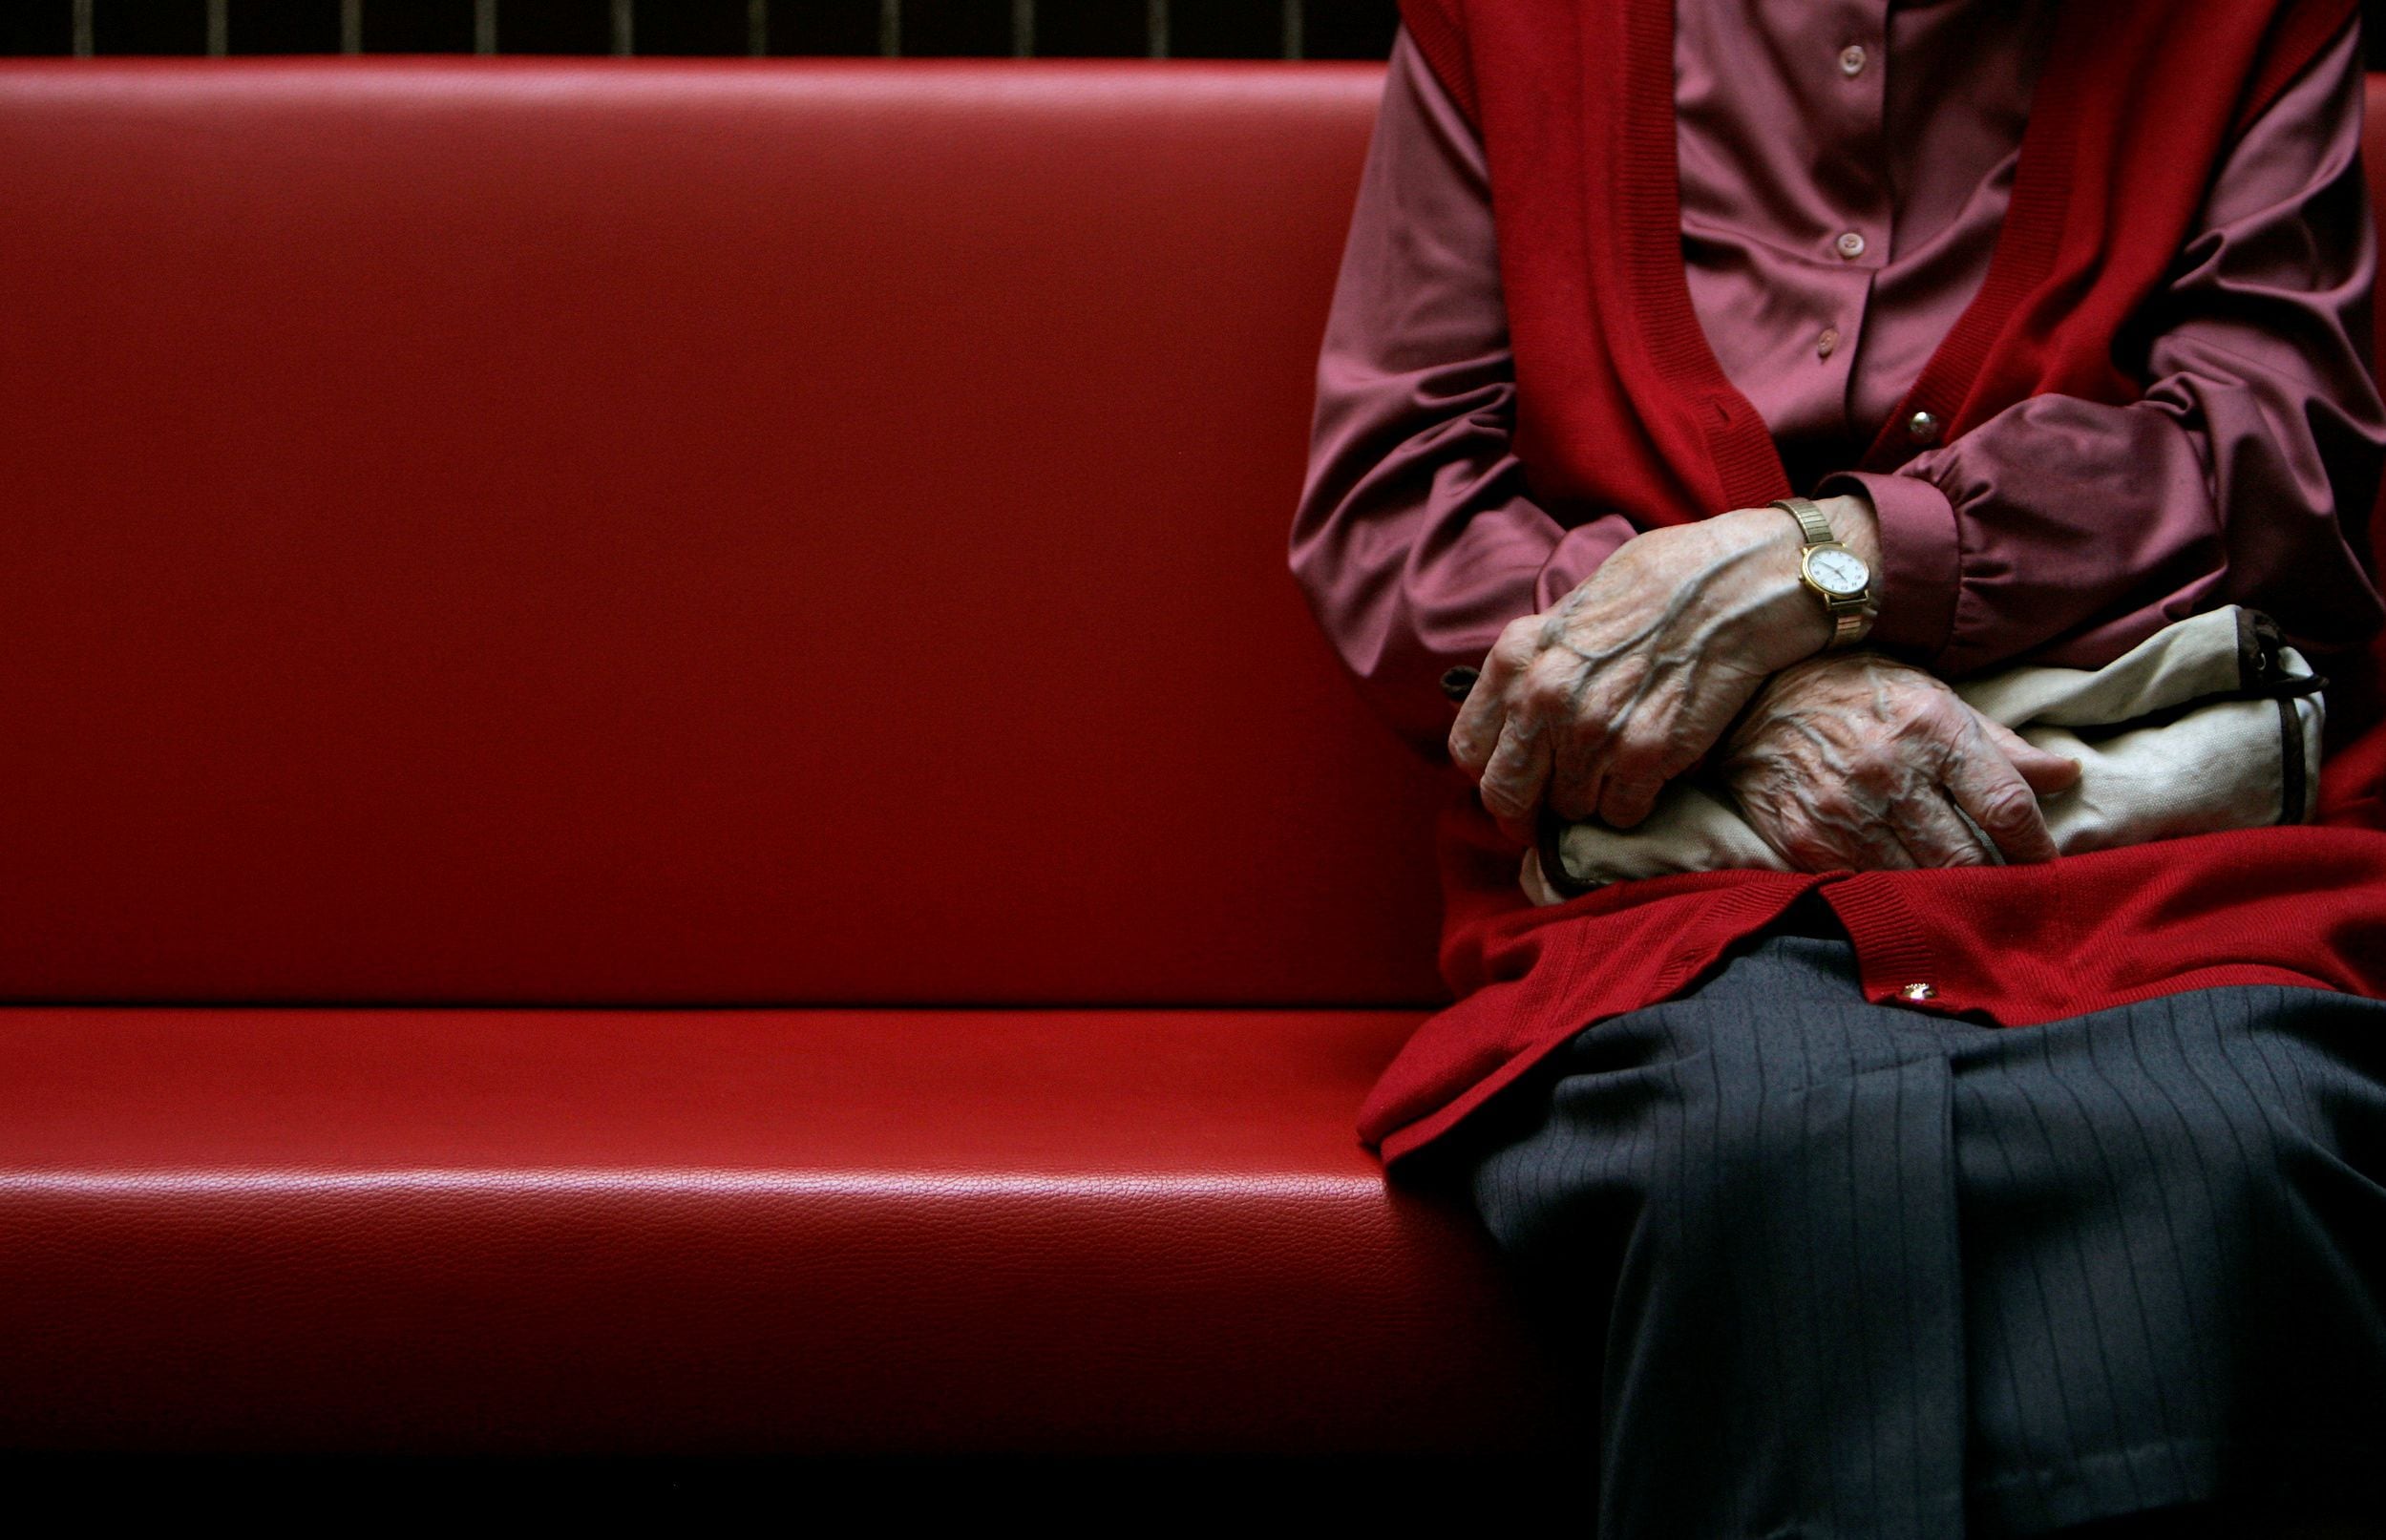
<box><xmin>10</xmin><ymin>55</ymin><xmax>2386</xmax><ymax>1459</ymax></box>
<box><xmin>0</xmin><ymin>57</ymin><xmax>1556</xmax><ymax>1455</ymax></box>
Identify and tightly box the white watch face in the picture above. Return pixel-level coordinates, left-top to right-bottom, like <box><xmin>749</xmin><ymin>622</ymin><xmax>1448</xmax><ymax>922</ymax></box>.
<box><xmin>1805</xmin><ymin>546</ymin><xmax>1870</xmax><ymax>597</ymax></box>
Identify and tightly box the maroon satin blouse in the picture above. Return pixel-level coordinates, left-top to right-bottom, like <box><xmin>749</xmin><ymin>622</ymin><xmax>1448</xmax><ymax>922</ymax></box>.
<box><xmin>1292</xmin><ymin>4</ymin><xmax>2385</xmax><ymax>750</ymax></box>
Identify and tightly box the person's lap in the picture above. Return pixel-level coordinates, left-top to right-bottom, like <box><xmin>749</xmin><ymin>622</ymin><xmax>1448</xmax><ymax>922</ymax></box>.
<box><xmin>1463</xmin><ymin>916</ymin><xmax>2386</xmax><ymax>1539</ymax></box>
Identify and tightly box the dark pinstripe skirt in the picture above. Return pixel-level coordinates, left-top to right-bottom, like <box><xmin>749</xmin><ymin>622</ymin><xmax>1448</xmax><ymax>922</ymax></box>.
<box><xmin>1464</xmin><ymin>922</ymin><xmax>2386</xmax><ymax>1539</ymax></box>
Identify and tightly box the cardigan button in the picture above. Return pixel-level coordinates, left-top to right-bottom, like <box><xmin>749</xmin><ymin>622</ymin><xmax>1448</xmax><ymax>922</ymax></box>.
<box><xmin>1901</xmin><ymin>981</ymin><xmax>1939</xmax><ymax>1003</ymax></box>
<box><xmin>1906</xmin><ymin>410</ymin><xmax>1943</xmax><ymax>444</ymax></box>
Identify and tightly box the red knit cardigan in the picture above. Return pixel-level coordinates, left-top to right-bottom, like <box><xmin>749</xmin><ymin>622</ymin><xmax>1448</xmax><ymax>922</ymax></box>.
<box><xmin>1362</xmin><ymin>0</ymin><xmax>2386</xmax><ymax>1166</ymax></box>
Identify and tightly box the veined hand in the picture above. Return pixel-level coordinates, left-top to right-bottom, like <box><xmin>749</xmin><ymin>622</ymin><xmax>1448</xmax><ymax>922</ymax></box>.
<box><xmin>1448</xmin><ymin>496</ymin><xmax>1877</xmax><ymax>837</ymax></box>
<box><xmin>1723</xmin><ymin>649</ymin><xmax>2080</xmax><ymax>870</ymax></box>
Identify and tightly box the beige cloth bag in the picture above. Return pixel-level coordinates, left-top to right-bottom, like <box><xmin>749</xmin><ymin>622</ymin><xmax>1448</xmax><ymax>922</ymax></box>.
<box><xmin>1526</xmin><ymin>606</ymin><xmax>2325</xmax><ymax>904</ymax></box>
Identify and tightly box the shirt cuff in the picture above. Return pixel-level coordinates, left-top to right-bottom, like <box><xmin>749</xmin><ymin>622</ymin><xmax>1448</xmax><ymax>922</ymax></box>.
<box><xmin>1818</xmin><ymin>469</ymin><xmax>1959</xmax><ymax>661</ymax></box>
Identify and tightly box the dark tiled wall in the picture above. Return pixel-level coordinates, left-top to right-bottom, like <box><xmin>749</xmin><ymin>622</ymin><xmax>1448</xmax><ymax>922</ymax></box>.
<box><xmin>0</xmin><ymin>2</ymin><xmax>1403</xmax><ymax>59</ymax></box>
<box><xmin>5</xmin><ymin>3</ymin><xmax>2380</xmax><ymax>66</ymax></box>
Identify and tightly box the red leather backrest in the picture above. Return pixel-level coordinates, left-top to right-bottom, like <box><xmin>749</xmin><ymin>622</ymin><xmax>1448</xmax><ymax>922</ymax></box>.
<box><xmin>0</xmin><ymin>60</ymin><xmax>1447</xmax><ymax>1006</ymax></box>
<box><xmin>2367</xmin><ymin>74</ymin><xmax>2386</xmax><ymax>457</ymax></box>
<box><xmin>2322</xmin><ymin>73</ymin><xmax>2386</xmax><ymax>815</ymax></box>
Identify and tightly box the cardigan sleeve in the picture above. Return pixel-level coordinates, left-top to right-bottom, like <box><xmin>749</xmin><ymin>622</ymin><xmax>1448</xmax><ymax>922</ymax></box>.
<box><xmin>1290</xmin><ymin>30</ymin><xmax>1636</xmax><ymax>752</ymax></box>
<box><xmin>1821</xmin><ymin>11</ymin><xmax>2386</xmax><ymax>678</ymax></box>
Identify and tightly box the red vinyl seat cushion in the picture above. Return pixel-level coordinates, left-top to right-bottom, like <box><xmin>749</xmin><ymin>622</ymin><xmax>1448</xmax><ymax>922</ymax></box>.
<box><xmin>0</xmin><ymin>1003</ymin><xmax>1555</xmax><ymax>1452</ymax></box>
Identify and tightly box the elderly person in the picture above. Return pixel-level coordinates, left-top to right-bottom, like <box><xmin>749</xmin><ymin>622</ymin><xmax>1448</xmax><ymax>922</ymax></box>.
<box><xmin>1292</xmin><ymin>0</ymin><xmax>2386</xmax><ymax>1535</ymax></box>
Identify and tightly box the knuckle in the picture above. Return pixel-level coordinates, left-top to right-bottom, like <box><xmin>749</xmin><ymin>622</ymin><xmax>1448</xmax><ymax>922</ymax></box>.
<box><xmin>1972</xmin><ymin>781</ymin><xmax>2039</xmax><ymax>832</ymax></box>
<box><xmin>1611</xmin><ymin>707</ymin><xmax>1667</xmax><ymax>750</ymax></box>
<box><xmin>1522</xmin><ymin>664</ymin><xmax>1576</xmax><ymax>713</ymax></box>
<box><xmin>1598</xmin><ymin>729</ymin><xmax>1655</xmax><ymax>777</ymax></box>
<box><xmin>1559</xmin><ymin>705</ymin><xmax>1611</xmax><ymax>749</ymax></box>
<box><xmin>1479</xmin><ymin>776</ymin><xmax>1531</xmax><ymax>821</ymax></box>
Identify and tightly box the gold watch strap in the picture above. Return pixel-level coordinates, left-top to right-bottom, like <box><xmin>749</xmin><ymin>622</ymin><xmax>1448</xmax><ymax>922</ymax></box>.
<box><xmin>1770</xmin><ymin>496</ymin><xmax>1875</xmax><ymax>648</ymax></box>
<box><xmin>1770</xmin><ymin>496</ymin><xmax>1837</xmax><ymax>547</ymax></box>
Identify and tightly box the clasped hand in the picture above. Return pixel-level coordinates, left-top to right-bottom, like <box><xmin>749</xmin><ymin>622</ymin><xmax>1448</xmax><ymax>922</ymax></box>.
<box><xmin>1448</xmin><ymin>503</ymin><xmax>2079</xmax><ymax>871</ymax></box>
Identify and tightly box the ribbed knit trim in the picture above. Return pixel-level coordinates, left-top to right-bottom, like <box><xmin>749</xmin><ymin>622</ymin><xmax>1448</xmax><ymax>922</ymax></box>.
<box><xmin>1393</xmin><ymin>0</ymin><xmax>1476</xmax><ymax>128</ymax></box>
<box><xmin>1612</xmin><ymin>0</ymin><xmax>2089</xmax><ymax>505</ymax></box>
<box><xmin>1651</xmin><ymin>873</ymin><xmax>1822</xmax><ymax>996</ymax></box>
<box><xmin>1818</xmin><ymin>875</ymin><xmax>1937</xmax><ymax>1004</ymax></box>
<box><xmin>2238</xmin><ymin>0</ymin><xmax>2361</xmax><ymax>139</ymax></box>
<box><xmin>1614</xmin><ymin>0</ymin><xmax>1790</xmax><ymax>513</ymax></box>
<box><xmin>1379</xmin><ymin>873</ymin><xmax>1823</xmax><ymax>1169</ymax></box>
<box><xmin>1844</xmin><ymin>0</ymin><xmax>2349</xmax><ymax>471</ymax></box>
<box><xmin>1853</xmin><ymin>7</ymin><xmax>2088</xmax><ymax>470</ymax></box>
<box><xmin>1415</xmin><ymin>0</ymin><xmax>2354</xmax><ymax>512</ymax></box>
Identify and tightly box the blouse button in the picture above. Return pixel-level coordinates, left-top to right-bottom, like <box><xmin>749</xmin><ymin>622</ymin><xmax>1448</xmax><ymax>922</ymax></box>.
<box><xmin>1816</xmin><ymin>327</ymin><xmax>1841</xmax><ymax>359</ymax></box>
<box><xmin>1835</xmin><ymin>230</ymin><xmax>1868</xmax><ymax>261</ymax></box>
<box><xmin>1906</xmin><ymin>409</ymin><xmax>1943</xmax><ymax>443</ymax></box>
<box><xmin>1839</xmin><ymin>45</ymin><xmax>1869</xmax><ymax>78</ymax></box>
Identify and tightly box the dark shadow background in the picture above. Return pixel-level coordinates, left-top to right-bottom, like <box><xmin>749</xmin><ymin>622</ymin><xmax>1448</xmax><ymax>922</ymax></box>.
<box><xmin>11</xmin><ymin>2</ymin><xmax>2386</xmax><ymax>63</ymax></box>
<box><xmin>6</xmin><ymin>3</ymin><xmax>2383</xmax><ymax>65</ymax></box>
<box><xmin>0</xmin><ymin>2</ymin><xmax>1403</xmax><ymax>59</ymax></box>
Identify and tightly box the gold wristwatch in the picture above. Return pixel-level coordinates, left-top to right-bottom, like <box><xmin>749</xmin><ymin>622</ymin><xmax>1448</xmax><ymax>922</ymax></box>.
<box><xmin>1770</xmin><ymin>496</ymin><xmax>1876</xmax><ymax>649</ymax></box>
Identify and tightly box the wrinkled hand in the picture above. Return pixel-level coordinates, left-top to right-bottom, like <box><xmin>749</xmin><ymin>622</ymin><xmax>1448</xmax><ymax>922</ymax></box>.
<box><xmin>1450</xmin><ymin>503</ymin><xmax>1853</xmax><ymax>835</ymax></box>
<box><xmin>1723</xmin><ymin>650</ymin><xmax>2081</xmax><ymax>870</ymax></box>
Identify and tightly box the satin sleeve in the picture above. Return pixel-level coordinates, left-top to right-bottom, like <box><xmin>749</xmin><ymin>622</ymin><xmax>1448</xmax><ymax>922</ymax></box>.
<box><xmin>1289</xmin><ymin>30</ymin><xmax>1637</xmax><ymax>753</ymax></box>
<box><xmin>1823</xmin><ymin>13</ymin><xmax>2386</xmax><ymax>677</ymax></box>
